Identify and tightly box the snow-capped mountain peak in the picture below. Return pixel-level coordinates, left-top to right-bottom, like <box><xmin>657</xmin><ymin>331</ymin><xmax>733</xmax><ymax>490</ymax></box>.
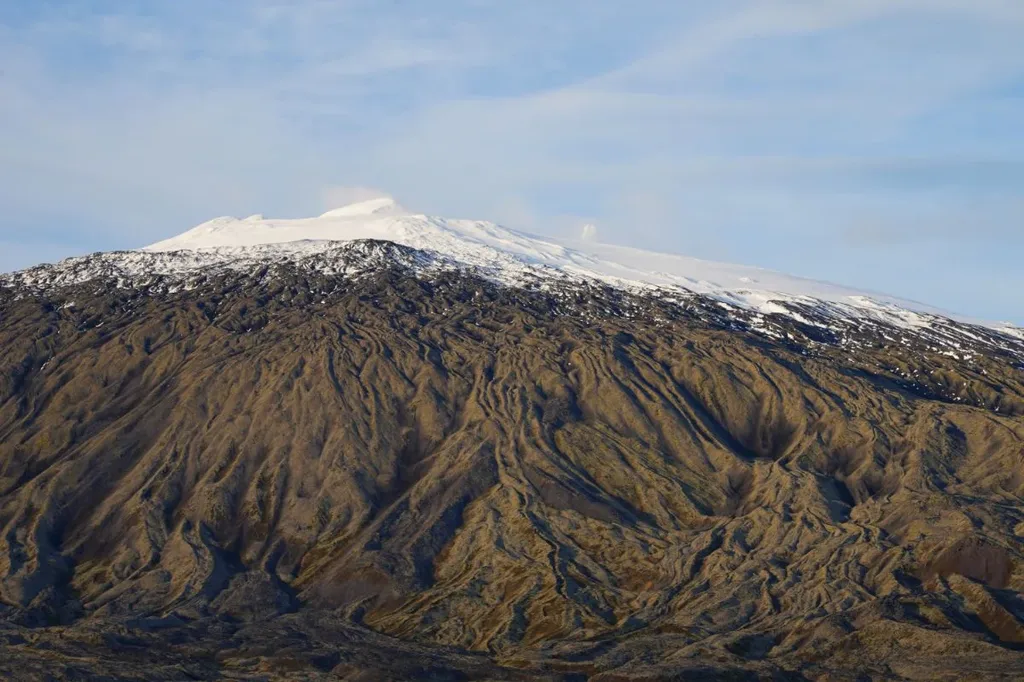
<box><xmin>139</xmin><ymin>200</ymin><xmax>936</xmax><ymax>323</ymax></box>
<box><xmin>4</xmin><ymin>199</ymin><xmax>1022</xmax><ymax>347</ymax></box>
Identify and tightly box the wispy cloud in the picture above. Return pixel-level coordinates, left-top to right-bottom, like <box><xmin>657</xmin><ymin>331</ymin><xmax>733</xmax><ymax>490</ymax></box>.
<box><xmin>0</xmin><ymin>0</ymin><xmax>1022</xmax><ymax>320</ymax></box>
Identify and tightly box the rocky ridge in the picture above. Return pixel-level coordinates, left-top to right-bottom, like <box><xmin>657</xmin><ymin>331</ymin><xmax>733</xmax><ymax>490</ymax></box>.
<box><xmin>0</xmin><ymin>205</ymin><xmax>1023</xmax><ymax>680</ymax></box>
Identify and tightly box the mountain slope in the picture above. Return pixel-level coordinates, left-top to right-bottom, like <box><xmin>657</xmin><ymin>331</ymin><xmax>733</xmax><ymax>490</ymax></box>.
<box><xmin>1</xmin><ymin>204</ymin><xmax>1024</xmax><ymax>680</ymax></box>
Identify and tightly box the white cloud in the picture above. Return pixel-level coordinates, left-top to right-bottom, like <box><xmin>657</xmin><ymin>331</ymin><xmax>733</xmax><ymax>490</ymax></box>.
<box><xmin>320</xmin><ymin>186</ymin><xmax>394</xmax><ymax>212</ymax></box>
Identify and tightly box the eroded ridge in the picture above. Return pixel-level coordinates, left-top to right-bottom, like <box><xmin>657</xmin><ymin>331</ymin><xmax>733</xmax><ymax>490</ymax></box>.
<box><xmin>0</xmin><ymin>257</ymin><xmax>1023</xmax><ymax>680</ymax></box>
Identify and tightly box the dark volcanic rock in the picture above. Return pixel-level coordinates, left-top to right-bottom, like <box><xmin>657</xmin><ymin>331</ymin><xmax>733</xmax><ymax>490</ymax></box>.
<box><xmin>1</xmin><ymin>254</ymin><xmax>1023</xmax><ymax>680</ymax></box>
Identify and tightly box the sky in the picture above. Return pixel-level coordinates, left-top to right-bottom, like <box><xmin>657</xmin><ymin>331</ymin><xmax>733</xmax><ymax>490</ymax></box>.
<box><xmin>1</xmin><ymin>1</ymin><xmax>1022</xmax><ymax>322</ymax></box>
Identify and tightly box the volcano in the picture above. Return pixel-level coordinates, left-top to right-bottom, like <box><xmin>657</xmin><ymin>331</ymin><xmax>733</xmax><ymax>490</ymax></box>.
<box><xmin>1</xmin><ymin>200</ymin><xmax>1023</xmax><ymax>680</ymax></box>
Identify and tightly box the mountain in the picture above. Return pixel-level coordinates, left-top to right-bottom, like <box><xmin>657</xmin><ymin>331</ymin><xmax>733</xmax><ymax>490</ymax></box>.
<box><xmin>1</xmin><ymin>199</ymin><xmax>1024</xmax><ymax>681</ymax></box>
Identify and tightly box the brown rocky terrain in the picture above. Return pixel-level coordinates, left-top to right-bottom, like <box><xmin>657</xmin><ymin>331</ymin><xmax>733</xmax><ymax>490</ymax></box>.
<box><xmin>1</xmin><ymin>248</ymin><xmax>1023</xmax><ymax>680</ymax></box>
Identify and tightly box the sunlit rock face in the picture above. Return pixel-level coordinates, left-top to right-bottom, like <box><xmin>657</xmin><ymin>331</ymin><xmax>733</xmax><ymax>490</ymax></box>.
<box><xmin>1</xmin><ymin>204</ymin><xmax>1023</xmax><ymax>680</ymax></box>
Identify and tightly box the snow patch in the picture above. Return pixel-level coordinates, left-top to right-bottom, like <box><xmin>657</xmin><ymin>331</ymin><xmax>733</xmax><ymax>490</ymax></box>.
<box><xmin>5</xmin><ymin>203</ymin><xmax>1023</xmax><ymax>349</ymax></box>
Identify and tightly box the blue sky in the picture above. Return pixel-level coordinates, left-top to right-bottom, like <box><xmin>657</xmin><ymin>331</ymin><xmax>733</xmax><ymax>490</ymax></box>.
<box><xmin>1</xmin><ymin>1</ymin><xmax>1022</xmax><ymax>322</ymax></box>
